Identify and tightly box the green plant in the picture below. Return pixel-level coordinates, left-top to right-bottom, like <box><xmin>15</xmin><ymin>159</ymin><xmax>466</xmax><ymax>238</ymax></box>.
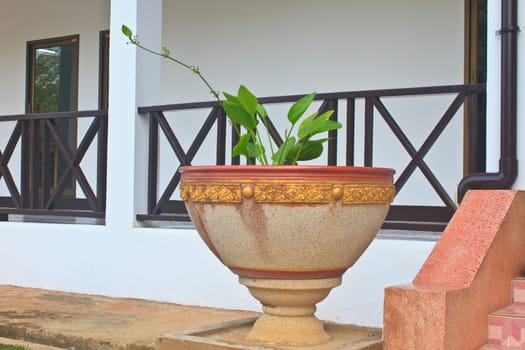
<box><xmin>122</xmin><ymin>25</ymin><xmax>342</xmax><ymax>165</ymax></box>
<box><xmin>0</xmin><ymin>344</ymin><xmax>30</xmax><ymax>350</ymax></box>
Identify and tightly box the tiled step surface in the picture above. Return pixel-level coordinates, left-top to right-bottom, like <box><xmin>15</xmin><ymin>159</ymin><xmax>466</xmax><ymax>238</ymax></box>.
<box><xmin>488</xmin><ymin>304</ymin><xmax>525</xmax><ymax>346</ymax></box>
<box><xmin>481</xmin><ymin>278</ymin><xmax>525</xmax><ymax>349</ymax></box>
<box><xmin>512</xmin><ymin>278</ymin><xmax>525</xmax><ymax>305</ymax></box>
<box><xmin>479</xmin><ymin>344</ymin><xmax>522</xmax><ymax>349</ymax></box>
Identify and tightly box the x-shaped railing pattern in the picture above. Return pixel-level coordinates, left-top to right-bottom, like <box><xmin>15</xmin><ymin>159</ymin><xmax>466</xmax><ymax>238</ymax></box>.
<box><xmin>44</xmin><ymin>116</ymin><xmax>104</xmax><ymax>211</ymax></box>
<box><xmin>368</xmin><ymin>94</ymin><xmax>467</xmax><ymax>210</ymax></box>
<box><xmin>139</xmin><ymin>99</ymin><xmax>337</xmax><ymax>218</ymax></box>
<box><xmin>0</xmin><ymin>110</ymin><xmax>107</xmax><ymax>218</ymax></box>
<box><xmin>146</xmin><ymin>106</ymin><xmax>226</xmax><ymax>215</ymax></box>
<box><xmin>138</xmin><ymin>84</ymin><xmax>485</xmax><ymax>230</ymax></box>
<box><xmin>0</xmin><ymin>121</ymin><xmax>22</xmax><ymax>208</ymax></box>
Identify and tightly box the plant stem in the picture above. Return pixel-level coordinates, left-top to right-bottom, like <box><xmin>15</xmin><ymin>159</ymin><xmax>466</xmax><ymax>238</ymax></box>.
<box><xmin>258</xmin><ymin>116</ymin><xmax>276</xmax><ymax>159</ymax></box>
<box><xmin>291</xmin><ymin>139</ymin><xmax>307</xmax><ymax>165</ymax></box>
<box><xmin>130</xmin><ymin>37</ymin><xmax>254</xmax><ymax>160</ymax></box>
<box><xmin>131</xmin><ymin>39</ymin><xmax>221</xmax><ymax>102</ymax></box>
<box><xmin>255</xmin><ymin>131</ymin><xmax>268</xmax><ymax>165</ymax></box>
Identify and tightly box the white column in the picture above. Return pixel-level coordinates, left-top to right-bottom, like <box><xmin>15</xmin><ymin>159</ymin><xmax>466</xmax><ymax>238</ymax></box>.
<box><xmin>135</xmin><ymin>0</ymin><xmax>163</xmax><ymax>223</ymax></box>
<box><xmin>106</xmin><ymin>0</ymin><xmax>162</xmax><ymax>229</ymax></box>
<box><xmin>485</xmin><ymin>0</ymin><xmax>501</xmax><ymax>173</ymax></box>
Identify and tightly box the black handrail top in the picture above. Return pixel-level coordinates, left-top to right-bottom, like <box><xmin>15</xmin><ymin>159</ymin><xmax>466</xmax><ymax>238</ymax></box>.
<box><xmin>138</xmin><ymin>84</ymin><xmax>485</xmax><ymax>114</ymax></box>
<box><xmin>0</xmin><ymin>109</ymin><xmax>108</xmax><ymax>122</ymax></box>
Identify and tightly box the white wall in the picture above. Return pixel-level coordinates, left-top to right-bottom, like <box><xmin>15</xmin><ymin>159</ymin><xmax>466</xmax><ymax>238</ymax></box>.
<box><xmin>0</xmin><ymin>0</ymin><xmax>109</xmax><ymax>112</ymax></box>
<box><xmin>0</xmin><ymin>0</ymin><xmax>466</xmax><ymax>202</ymax></box>
<box><xmin>161</xmin><ymin>0</ymin><xmax>463</xmax><ymax>101</ymax></box>
<box><xmin>485</xmin><ymin>0</ymin><xmax>502</xmax><ymax>173</ymax></box>
<box><xmin>157</xmin><ymin>0</ymin><xmax>465</xmax><ymax>206</ymax></box>
<box><xmin>0</xmin><ymin>0</ymin><xmax>473</xmax><ymax>328</ymax></box>
<box><xmin>0</xmin><ymin>221</ymin><xmax>435</xmax><ymax>327</ymax></box>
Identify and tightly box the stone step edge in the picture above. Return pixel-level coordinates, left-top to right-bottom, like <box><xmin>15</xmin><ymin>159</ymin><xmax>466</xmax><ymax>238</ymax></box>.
<box><xmin>479</xmin><ymin>344</ymin><xmax>522</xmax><ymax>350</ymax></box>
<box><xmin>0</xmin><ymin>324</ymin><xmax>154</xmax><ymax>350</ymax></box>
<box><xmin>0</xmin><ymin>336</ymin><xmax>67</xmax><ymax>350</ymax></box>
<box><xmin>489</xmin><ymin>304</ymin><xmax>525</xmax><ymax>318</ymax></box>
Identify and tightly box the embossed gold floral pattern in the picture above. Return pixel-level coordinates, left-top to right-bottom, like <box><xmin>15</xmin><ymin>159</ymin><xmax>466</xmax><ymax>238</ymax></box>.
<box><xmin>180</xmin><ymin>184</ymin><xmax>241</xmax><ymax>202</ymax></box>
<box><xmin>344</xmin><ymin>185</ymin><xmax>396</xmax><ymax>203</ymax></box>
<box><xmin>253</xmin><ymin>183</ymin><xmax>333</xmax><ymax>203</ymax></box>
<box><xmin>180</xmin><ymin>181</ymin><xmax>395</xmax><ymax>204</ymax></box>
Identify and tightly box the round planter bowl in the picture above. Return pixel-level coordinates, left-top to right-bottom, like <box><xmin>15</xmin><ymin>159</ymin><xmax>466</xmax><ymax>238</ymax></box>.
<box><xmin>180</xmin><ymin>165</ymin><xmax>395</xmax><ymax>346</ymax></box>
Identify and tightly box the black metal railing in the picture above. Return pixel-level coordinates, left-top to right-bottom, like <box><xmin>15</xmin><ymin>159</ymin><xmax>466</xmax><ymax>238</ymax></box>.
<box><xmin>0</xmin><ymin>110</ymin><xmax>108</xmax><ymax>220</ymax></box>
<box><xmin>138</xmin><ymin>84</ymin><xmax>485</xmax><ymax>231</ymax></box>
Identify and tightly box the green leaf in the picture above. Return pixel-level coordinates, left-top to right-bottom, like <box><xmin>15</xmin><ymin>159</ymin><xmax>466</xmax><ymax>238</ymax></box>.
<box><xmin>247</xmin><ymin>142</ymin><xmax>264</xmax><ymax>158</ymax></box>
<box><xmin>222</xmin><ymin>99</ymin><xmax>258</xmax><ymax>130</ymax></box>
<box><xmin>232</xmin><ymin>133</ymin><xmax>251</xmax><ymax>158</ymax></box>
<box><xmin>287</xmin><ymin>92</ymin><xmax>316</xmax><ymax>124</ymax></box>
<box><xmin>272</xmin><ymin>137</ymin><xmax>297</xmax><ymax>165</ymax></box>
<box><xmin>232</xmin><ymin>133</ymin><xmax>264</xmax><ymax>161</ymax></box>
<box><xmin>223</xmin><ymin>92</ymin><xmax>237</xmax><ymax>102</ymax></box>
<box><xmin>237</xmin><ymin>85</ymin><xmax>259</xmax><ymax>116</ymax></box>
<box><xmin>290</xmin><ymin>140</ymin><xmax>325</xmax><ymax>161</ymax></box>
<box><xmin>307</xmin><ymin>119</ymin><xmax>342</xmax><ymax>138</ymax></box>
<box><xmin>256</xmin><ymin>104</ymin><xmax>268</xmax><ymax>119</ymax></box>
<box><xmin>122</xmin><ymin>25</ymin><xmax>133</xmax><ymax>40</ymax></box>
<box><xmin>297</xmin><ymin>111</ymin><xmax>319</xmax><ymax>133</ymax></box>
<box><xmin>298</xmin><ymin>110</ymin><xmax>340</xmax><ymax>139</ymax></box>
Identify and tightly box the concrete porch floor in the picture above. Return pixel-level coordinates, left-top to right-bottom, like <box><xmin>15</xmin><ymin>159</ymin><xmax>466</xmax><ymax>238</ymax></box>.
<box><xmin>0</xmin><ymin>285</ymin><xmax>382</xmax><ymax>350</ymax></box>
<box><xmin>0</xmin><ymin>284</ymin><xmax>258</xmax><ymax>349</ymax></box>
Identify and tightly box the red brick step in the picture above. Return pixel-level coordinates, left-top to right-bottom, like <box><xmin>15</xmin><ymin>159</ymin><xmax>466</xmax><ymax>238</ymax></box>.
<box><xmin>480</xmin><ymin>277</ymin><xmax>525</xmax><ymax>349</ymax></box>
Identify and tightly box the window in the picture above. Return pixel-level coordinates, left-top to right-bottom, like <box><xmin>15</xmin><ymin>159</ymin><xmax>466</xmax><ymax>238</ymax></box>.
<box><xmin>25</xmin><ymin>35</ymin><xmax>79</xmax><ymax>199</ymax></box>
<box><xmin>464</xmin><ymin>0</ymin><xmax>487</xmax><ymax>173</ymax></box>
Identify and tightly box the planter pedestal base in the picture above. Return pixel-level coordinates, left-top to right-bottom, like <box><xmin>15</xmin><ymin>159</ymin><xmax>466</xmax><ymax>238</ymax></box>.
<box><xmin>240</xmin><ymin>276</ymin><xmax>341</xmax><ymax>346</ymax></box>
<box><xmin>247</xmin><ymin>314</ymin><xmax>331</xmax><ymax>345</ymax></box>
<box><xmin>155</xmin><ymin>317</ymin><xmax>383</xmax><ymax>350</ymax></box>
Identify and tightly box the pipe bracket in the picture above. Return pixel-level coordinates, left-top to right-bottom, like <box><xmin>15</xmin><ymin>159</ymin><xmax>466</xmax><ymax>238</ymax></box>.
<box><xmin>496</xmin><ymin>26</ymin><xmax>520</xmax><ymax>36</ymax></box>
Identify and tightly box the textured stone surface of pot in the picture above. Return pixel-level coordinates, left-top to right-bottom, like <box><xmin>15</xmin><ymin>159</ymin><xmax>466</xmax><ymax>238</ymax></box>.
<box><xmin>180</xmin><ymin>165</ymin><xmax>395</xmax><ymax>345</ymax></box>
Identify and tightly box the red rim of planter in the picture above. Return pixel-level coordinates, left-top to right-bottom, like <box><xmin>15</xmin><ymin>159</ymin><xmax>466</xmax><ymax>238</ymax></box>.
<box><xmin>180</xmin><ymin>165</ymin><xmax>395</xmax><ymax>182</ymax></box>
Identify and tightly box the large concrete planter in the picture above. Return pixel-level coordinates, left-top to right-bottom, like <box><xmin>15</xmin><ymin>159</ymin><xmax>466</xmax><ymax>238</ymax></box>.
<box><xmin>180</xmin><ymin>165</ymin><xmax>395</xmax><ymax>346</ymax></box>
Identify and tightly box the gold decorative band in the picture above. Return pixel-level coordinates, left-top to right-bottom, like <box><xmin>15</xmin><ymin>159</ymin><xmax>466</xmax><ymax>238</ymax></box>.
<box><xmin>180</xmin><ymin>181</ymin><xmax>395</xmax><ymax>204</ymax></box>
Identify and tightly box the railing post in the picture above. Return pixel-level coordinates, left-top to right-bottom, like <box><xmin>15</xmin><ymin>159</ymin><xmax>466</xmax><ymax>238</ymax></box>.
<box><xmin>21</xmin><ymin>119</ymin><xmax>41</xmax><ymax>209</ymax></box>
<box><xmin>324</xmin><ymin>100</ymin><xmax>338</xmax><ymax>166</ymax></box>
<box><xmin>464</xmin><ymin>92</ymin><xmax>482</xmax><ymax>174</ymax></box>
<box><xmin>20</xmin><ymin>119</ymin><xmax>29</xmax><ymax>208</ymax></box>
<box><xmin>364</xmin><ymin>98</ymin><xmax>374</xmax><ymax>166</ymax></box>
<box><xmin>41</xmin><ymin>119</ymin><xmax>51</xmax><ymax>209</ymax></box>
<box><xmin>97</xmin><ymin>114</ymin><xmax>108</xmax><ymax>213</ymax></box>
<box><xmin>147</xmin><ymin>113</ymin><xmax>159</xmax><ymax>215</ymax></box>
<box><xmin>346</xmin><ymin>98</ymin><xmax>355</xmax><ymax>166</ymax></box>
<box><xmin>216</xmin><ymin>108</ymin><xmax>227</xmax><ymax>165</ymax></box>
<box><xmin>231</xmin><ymin>125</ymin><xmax>240</xmax><ymax>165</ymax></box>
